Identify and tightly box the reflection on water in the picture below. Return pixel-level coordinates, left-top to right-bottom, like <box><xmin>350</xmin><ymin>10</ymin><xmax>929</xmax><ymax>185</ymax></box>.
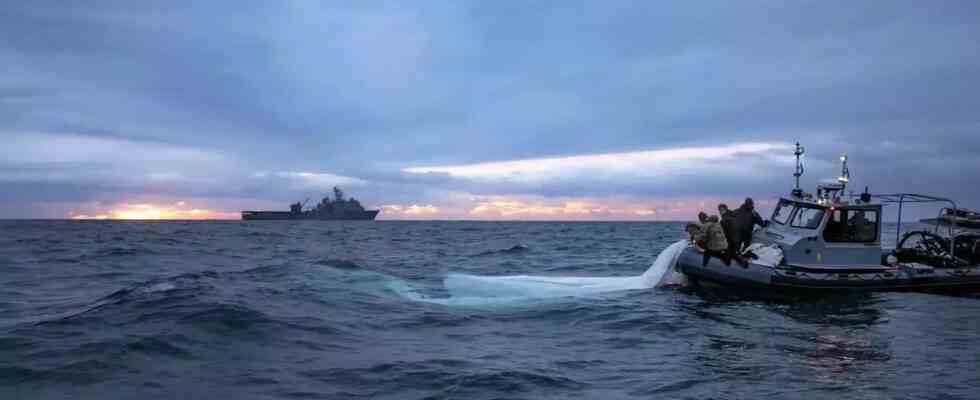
<box><xmin>773</xmin><ymin>294</ymin><xmax>890</xmax><ymax>383</ymax></box>
<box><xmin>677</xmin><ymin>290</ymin><xmax>896</xmax><ymax>395</ymax></box>
<box><xmin>776</xmin><ymin>293</ymin><xmax>885</xmax><ymax>326</ymax></box>
<box><xmin>806</xmin><ymin>332</ymin><xmax>890</xmax><ymax>374</ymax></box>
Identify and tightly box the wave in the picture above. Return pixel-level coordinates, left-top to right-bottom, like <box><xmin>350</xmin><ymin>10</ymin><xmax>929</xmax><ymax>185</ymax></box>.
<box><xmin>0</xmin><ymin>360</ymin><xmax>116</xmax><ymax>385</ymax></box>
<box><xmin>393</xmin><ymin>240</ymin><xmax>689</xmax><ymax>306</ymax></box>
<box><xmin>240</xmin><ymin>230</ymin><xmax>288</xmax><ymax>239</ymax></box>
<box><xmin>178</xmin><ymin>304</ymin><xmax>276</xmax><ymax>336</ymax></box>
<box><xmin>314</xmin><ymin>258</ymin><xmax>363</xmax><ymax>270</ymax></box>
<box><xmin>21</xmin><ymin>271</ymin><xmax>220</xmax><ymax>329</ymax></box>
<box><xmin>124</xmin><ymin>336</ymin><xmax>195</xmax><ymax>359</ymax></box>
<box><xmin>93</xmin><ymin>246</ymin><xmax>159</xmax><ymax>257</ymax></box>
<box><xmin>297</xmin><ymin>360</ymin><xmax>584</xmax><ymax>397</ymax></box>
<box><xmin>21</xmin><ymin>270</ymin><xmax>346</xmax><ymax>347</ymax></box>
<box><xmin>473</xmin><ymin>244</ymin><xmax>530</xmax><ymax>257</ymax></box>
<box><xmin>101</xmin><ymin>271</ymin><xmax>217</xmax><ymax>302</ymax></box>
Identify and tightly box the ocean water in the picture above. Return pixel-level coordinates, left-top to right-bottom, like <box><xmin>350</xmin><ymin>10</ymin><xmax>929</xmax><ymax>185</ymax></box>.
<box><xmin>1</xmin><ymin>220</ymin><xmax>978</xmax><ymax>399</ymax></box>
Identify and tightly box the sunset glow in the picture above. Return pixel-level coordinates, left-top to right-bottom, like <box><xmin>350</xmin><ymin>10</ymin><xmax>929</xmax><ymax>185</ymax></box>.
<box><xmin>69</xmin><ymin>202</ymin><xmax>238</xmax><ymax>220</ymax></box>
<box><xmin>377</xmin><ymin>194</ymin><xmax>776</xmax><ymax>221</ymax></box>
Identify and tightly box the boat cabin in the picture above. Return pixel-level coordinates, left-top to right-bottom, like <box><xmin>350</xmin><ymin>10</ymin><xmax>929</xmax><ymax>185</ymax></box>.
<box><xmin>749</xmin><ymin>144</ymin><xmax>975</xmax><ymax>271</ymax></box>
<box><xmin>758</xmin><ymin>193</ymin><xmax>884</xmax><ymax>269</ymax></box>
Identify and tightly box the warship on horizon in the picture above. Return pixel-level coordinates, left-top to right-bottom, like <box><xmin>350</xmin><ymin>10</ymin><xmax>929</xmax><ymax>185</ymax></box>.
<box><xmin>241</xmin><ymin>187</ymin><xmax>379</xmax><ymax>220</ymax></box>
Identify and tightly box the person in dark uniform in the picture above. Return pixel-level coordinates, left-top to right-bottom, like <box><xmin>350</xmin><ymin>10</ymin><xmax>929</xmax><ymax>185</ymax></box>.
<box><xmin>732</xmin><ymin>197</ymin><xmax>766</xmax><ymax>253</ymax></box>
<box><xmin>718</xmin><ymin>204</ymin><xmax>737</xmax><ymax>258</ymax></box>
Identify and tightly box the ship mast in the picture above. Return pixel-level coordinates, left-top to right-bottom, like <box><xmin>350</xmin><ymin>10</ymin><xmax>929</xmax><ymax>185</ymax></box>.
<box><xmin>792</xmin><ymin>142</ymin><xmax>805</xmax><ymax>197</ymax></box>
<box><xmin>838</xmin><ymin>154</ymin><xmax>850</xmax><ymax>193</ymax></box>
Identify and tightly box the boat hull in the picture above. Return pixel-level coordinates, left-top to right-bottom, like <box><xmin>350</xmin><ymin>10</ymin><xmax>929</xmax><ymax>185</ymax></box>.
<box><xmin>241</xmin><ymin>210</ymin><xmax>379</xmax><ymax>220</ymax></box>
<box><xmin>676</xmin><ymin>246</ymin><xmax>980</xmax><ymax>293</ymax></box>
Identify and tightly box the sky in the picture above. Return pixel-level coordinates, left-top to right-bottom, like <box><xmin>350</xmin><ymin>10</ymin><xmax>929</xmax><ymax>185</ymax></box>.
<box><xmin>2</xmin><ymin>1</ymin><xmax>979</xmax><ymax>220</ymax></box>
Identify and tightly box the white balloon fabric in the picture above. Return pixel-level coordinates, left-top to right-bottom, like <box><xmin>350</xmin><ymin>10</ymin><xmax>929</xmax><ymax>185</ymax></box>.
<box><xmin>393</xmin><ymin>240</ymin><xmax>690</xmax><ymax>306</ymax></box>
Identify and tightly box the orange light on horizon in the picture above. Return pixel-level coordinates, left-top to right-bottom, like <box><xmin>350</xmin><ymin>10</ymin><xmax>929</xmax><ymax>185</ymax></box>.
<box><xmin>376</xmin><ymin>194</ymin><xmax>744</xmax><ymax>221</ymax></box>
<box><xmin>69</xmin><ymin>202</ymin><xmax>238</xmax><ymax>220</ymax></box>
<box><xmin>70</xmin><ymin>214</ymin><xmax>109</xmax><ymax>220</ymax></box>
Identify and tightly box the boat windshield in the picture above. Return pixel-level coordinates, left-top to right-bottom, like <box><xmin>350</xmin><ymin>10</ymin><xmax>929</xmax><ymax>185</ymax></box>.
<box><xmin>772</xmin><ymin>199</ymin><xmax>795</xmax><ymax>225</ymax></box>
<box><xmin>790</xmin><ymin>205</ymin><xmax>825</xmax><ymax>229</ymax></box>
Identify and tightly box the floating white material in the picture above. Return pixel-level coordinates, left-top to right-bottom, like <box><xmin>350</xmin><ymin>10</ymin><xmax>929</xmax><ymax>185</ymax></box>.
<box><xmin>393</xmin><ymin>240</ymin><xmax>690</xmax><ymax>306</ymax></box>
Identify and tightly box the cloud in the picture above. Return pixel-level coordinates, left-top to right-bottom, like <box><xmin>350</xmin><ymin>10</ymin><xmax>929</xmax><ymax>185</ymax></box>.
<box><xmin>0</xmin><ymin>132</ymin><xmax>371</xmax><ymax>210</ymax></box>
<box><xmin>375</xmin><ymin>193</ymin><xmax>769</xmax><ymax>221</ymax></box>
<box><xmin>2</xmin><ymin>2</ymin><xmax>980</xmax><ymax>217</ymax></box>
<box><xmin>404</xmin><ymin>142</ymin><xmax>791</xmax><ymax>182</ymax></box>
<box><xmin>401</xmin><ymin>142</ymin><xmax>802</xmax><ymax>198</ymax></box>
<box><xmin>0</xmin><ymin>132</ymin><xmax>238</xmax><ymax>197</ymax></box>
<box><xmin>249</xmin><ymin>171</ymin><xmax>366</xmax><ymax>190</ymax></box>
<box><xmin>385</xmin><ymin>204</ymin><xmax>440</xmax><ymax>215</ymax></box>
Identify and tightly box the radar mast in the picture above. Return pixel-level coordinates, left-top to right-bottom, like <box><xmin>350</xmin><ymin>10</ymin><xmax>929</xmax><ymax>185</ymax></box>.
<box><xmin>792</xmin><ymin>142</ymin><xmax>805</xmax><ymax>198</ymax></box>
<box><xmin>838</xmin><ymin>154</ymin><xmax>850</xmax><ymax>193</ymax></box>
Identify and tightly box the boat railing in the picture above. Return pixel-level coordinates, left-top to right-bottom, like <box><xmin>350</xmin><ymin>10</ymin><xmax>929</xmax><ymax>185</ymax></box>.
<box><xmin>871</xmin><ymin>193</ymin><xmax>957</xmax><ymax>254</ymax></box>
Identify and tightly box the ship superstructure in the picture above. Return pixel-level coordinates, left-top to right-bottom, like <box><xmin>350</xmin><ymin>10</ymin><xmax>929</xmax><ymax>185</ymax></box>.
<box><xmin>241</xmin><ymin>187</ymin><xmax>379</xmax><ymax>220</ymax></box>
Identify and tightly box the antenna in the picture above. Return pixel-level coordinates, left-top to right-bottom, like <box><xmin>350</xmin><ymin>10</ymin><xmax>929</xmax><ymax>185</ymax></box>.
<box><xmin>838</xmin><ymin>154</ymin><xmax>850</xmax><ymax>193</ymax></box>
<box><xmin>792</xmin><ymin>142</ymin><xmax>805</xmax><ymax>197</ymax></box>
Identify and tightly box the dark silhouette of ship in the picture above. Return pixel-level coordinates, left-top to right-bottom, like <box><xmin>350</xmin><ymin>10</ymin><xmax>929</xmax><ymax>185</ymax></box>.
<box><xmin>241</xmin><ymin>187</ymin><xmax>379</xmax><ymax>220</ymax></box>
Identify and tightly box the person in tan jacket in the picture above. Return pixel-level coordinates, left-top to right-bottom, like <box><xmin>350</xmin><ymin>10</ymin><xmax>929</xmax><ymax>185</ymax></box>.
<box><xmin>687</xmin><ymin>212</ymin><xmax>709</xmax><ymax>248</ymax></box>
<box><xmin>701</xmin><ymin>215</ymin><xmax>730</xmax><ymax>266</ymax></box>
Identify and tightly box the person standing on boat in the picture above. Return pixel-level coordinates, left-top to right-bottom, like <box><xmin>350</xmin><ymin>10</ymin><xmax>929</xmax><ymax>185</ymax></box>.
<box><xmin>732</xmin><ymin>198</ymin><xmax>766</xmax><ymax>253</ymax></box>
<box><xmin>701</xmin><ymin>215</ymin><xmax>730</xmax><ymax>266</ymax></box>
<box><xmin>720</xmin><ymin>203</ymin><xmax>749</xmax><ymax>266</ymax></box>
<box><xmin>686</xmin><ymin>223</ymin><xmax>704</xmax><ymax>246</ymax></box>
<box><xmin>688</xmin><ymin>212</ymin><xmax>709</xmax><ymax>247</ymax></box>
<box><xmin>718</xmin><ymin>204</ymin><xmax>738</xmax><ymax>256</ymax></box>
